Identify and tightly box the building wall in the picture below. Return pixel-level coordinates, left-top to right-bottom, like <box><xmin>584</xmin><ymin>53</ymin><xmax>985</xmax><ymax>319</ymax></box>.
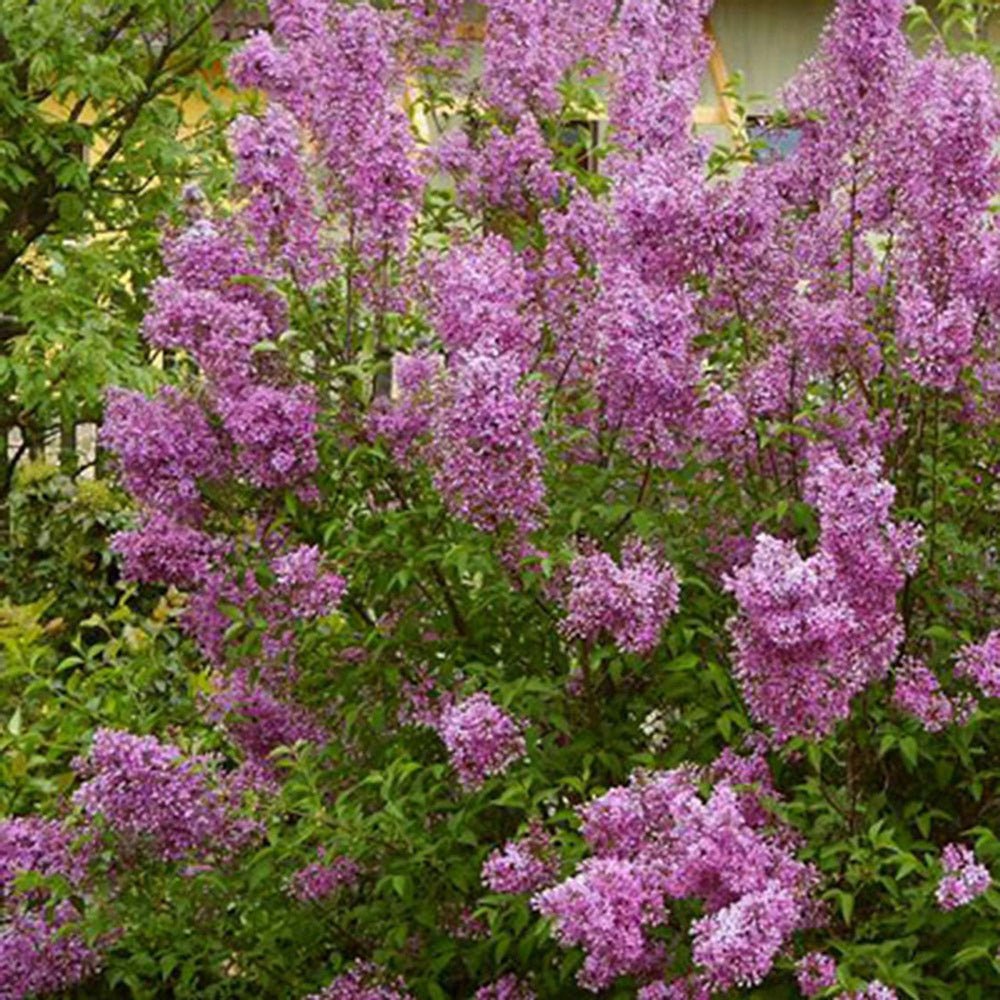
<box><xmin>709</xmin><ymin>0</ymin><xmax>833</xmax><ymax>107</ymax></box>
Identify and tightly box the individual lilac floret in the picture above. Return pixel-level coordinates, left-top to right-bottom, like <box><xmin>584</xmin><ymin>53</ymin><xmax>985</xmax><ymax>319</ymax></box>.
<box><xmin>289</xmin><ymin>849</ymin><xmax>361</xmax><ymax>903</ymax></box>
<box><xmin>482</xmin><ymin>823</ymin><xmax>558</xmax><ymax>894</ymax></box>
<box><xmin>563</xmin><ymin>537</ymin><xmax>681</xmax><ymax>655</ymax></box>
<box><xmin>473</xmin><ymin>975</ymin><xmax>536</xmax><ymax>1000</ymax></box>
<box><xmin>72</xmin><ymin>729</ymin><xmax>259</xmax><ymax>863</ymax></box>
<box><xmin>305</xmin><ymin>960</ymin><xmax>413</xmax><ymax>1000</ymax></box>
<box><xmin>438</xmin><ymin>694</ymin><xmax>527</xmax><ymax>789</ymax></box>
<box><xmin>935</xmin><ymin>842</ymin><xmax>990</xmax><ymax>910</ymax></box>
<box><xmin>955</xmin><ymin>631</ymin><xmax>1000</xmax><ymax>699</ymax></box>
<box><xmin>796</xmin><ymin>952</ymin><xmax>838</xmax><ymax>997</ymax></box>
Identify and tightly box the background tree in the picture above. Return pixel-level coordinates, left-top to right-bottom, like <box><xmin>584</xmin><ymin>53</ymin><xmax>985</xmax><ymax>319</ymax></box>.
<box><xmin>0</xmin><ymin>0</ymin><xmax>254</xmax><ymax>546</ymax></box>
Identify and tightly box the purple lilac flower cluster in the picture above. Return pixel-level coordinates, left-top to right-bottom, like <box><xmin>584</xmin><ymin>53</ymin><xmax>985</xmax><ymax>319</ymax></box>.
<box><xmin>208</xmin><ymin>669</ymin><xmax>328</xmax><ymax>781</ymax></box>
<box><xmin>230</xmin><ymin>0</ymin><xmax>420</xmax><ymax>272</ymax></box>
<box><xmin>399</xmin><ymin>678</ymin><xmax>526</xmax><ymax>789</ymax></box>
<box><xmin>473</xmin><ymin>975</ymin><xmax>536</xmax><ymax>1000</ymax></box>
<box><xmin>481</xmin><ymin>822</ymin><xmax>558</xmax><ymax>895</ymax></box>
<box><xmin>534</xmin><ymin>765</ymin><xmax>817</xmax><ymax>991</ymax></box>
<box><xmin>836</xmin><ymin>984</ymin><xmax>898</xmax><ymax>1000</ymax></box>
<box><xmin>480</xmin><ymin>0</ymin><xmax>614</xmax><ymax>121</ymax></box>
<box><xmin>0</xmin><ymin>818</ymin><xmax>98</xmax><ymax>999</ymax></box>
<box><xmin>0</xmin><ymin>818</ymin><xmax>88</xmax><ymax>902</ymax></box>
<box><xmin>725</xmin><ymin>453</ymin><xmax>921</xmax><ymax>741</ymax></box>
<box><xmin>562</xmin><ymin>537</ymin><xmax>681</xmax><ymax>655</ymax></box>
<box><xmin>955</xmin><ymin>631</ymin><xmax>1000</xmax><ymax>699</ymax></box>
<box><xmin>229</xmin><ymin>106</ymin><xmax>322</xmax><ymax>280</ymax></box>
<box><xmin>935</xmin><ymin>842</ymin><xmax>990</xmax><ymax>910</ymax></box>
<box><xmin>305</xmin><ymin>961</ymin><xmax>413</xmax><ymax>1000</ymax></box>
<box><xmin>374</xmin><ymin>235</ymin><xmax>547</xmax><ymax>536</ymax></box>
<box><xmin>105</xmin><ymin>204</ymin><xmax>343</xmax><ymax>781</ymax></box>
<box><xmin>437</xmin><ymin>693</ymin><xmax>527</xmax><ymax>790</ymax></box>
<box><xmin>0</xmin><ymin>901</ymin><xmax>102</xmax><ymax>1000</ymax></box>
<box><xmin>429</xmin><ymin>350</ymin><xmax>546</xmax><ymax>535</ymax></box>
<box><xmin>103</xmin><ymin>387</ymin><xmax>226</xmax><ymax>523</ymax></box>
<box><xmin>72</xmin><ymin>729</ymin><xmax>260</xmax><ymax>863</ymax></box>
<box><xmin>796</xmin><ymin>952</ymin><xmax>838</xmax><ymax>996</ymax></box>
<box><xmin>892</xmin><ymin>658</ymin><xmax>975</xmax><ymax>733</ymax></box>
<box><xmin>289</xmin><ymin>849</ymin><xmax>361</xmax><ymax>904</ymax></box>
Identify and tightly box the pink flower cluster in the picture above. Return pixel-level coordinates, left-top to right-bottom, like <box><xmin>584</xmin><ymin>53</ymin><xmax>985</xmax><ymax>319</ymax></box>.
<box><xmin>481</xmin><ymin>823</ymin><xmax>558</xmax><ymax>895</ymax></box>
<box><xmin>562</xmin><ymin>537</ymin><xmax>681</xmax><ymax>655</ymax></box>
<box><xmin>0</xmin><ymin>818</ymin><xmax>99</xmax><ymax>999</ymax></box>
<box><xmin>796</xmin><ymin>952</ymin><xmax>838</xmax><ymax>997</ymax></box>
<box><xmin>218</xmin><ymin>385</ymin><xmax>320</xmax><ymax>492</ymax></box>
<box><xmin>305</xmin><ymin>961</ymin><xmax>412</xmax><ymax>1000</ymax></box>
<box><xmin>473</xmin><ymin>976</ymin><xmax>536</xmax><ymax>1000</ymax></box>
<box><xmin>72</xmin><ymin>729</ymin><xmax>260</xmax><ymax>863</ymax></box>
<box><xmin>289</xmin><ymin>849</ymin><xmax>361</xmax><ymax>904</ymax></box>
<box><xmin>0</xmin><ymin>900</ymin><xmax>101</xmax><ymax>1000</ymax></box>
<box><xmin>892</xmin><ymin>659</ymin><xmax>974</xmax><ymax>733</ymax></box>
<box><xmin>105</xmin><ymin>184</ymin><xmax>345</xmax><ymax>786</ymax></box>
<box><xmin>935</xmin><ymin>842</ymin><xmax>990</xmax><ymax>911</ymax></box>
<box><xmin>955</xmin><ymin>631</ymin><xmax>1000</xmax><ymax>699</ymax></box>
<box><xmin>112</xmin><ymin>513</ymin><xmax>230</xmax><ymax>589</ymax></box>
<box><xmin>534</xmin><ymin>766</ymin><xmax>817</xmax><ymax>992</ymax></box>
<box><xmin>535</xmin><ymin>856</ymin><xmax>669</xmax><ymax>990</ymax></box>
<box><xmin>725</xmin><ymin>453</ymin><xmax>921</xmax><ymax>741</ymax></box>
<box><xmin>423</xmin><ymin>236</ymin><xmax>539</xmax><ymax>360</ymax></box>
<box><xmin>438</xmin><ymin>693</ymin><xmax>527</xmax><ymax>790</ymax></box>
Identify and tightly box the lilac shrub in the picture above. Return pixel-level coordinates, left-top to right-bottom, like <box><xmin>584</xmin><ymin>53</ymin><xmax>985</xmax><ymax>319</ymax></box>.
<box><xmin>7</xmin><ymin>0</ymin><xmax>1000</xmax><ymax>996</ymax></box>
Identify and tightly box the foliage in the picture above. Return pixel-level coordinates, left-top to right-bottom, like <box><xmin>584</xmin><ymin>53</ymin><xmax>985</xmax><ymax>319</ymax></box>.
<box><xmin>0</xmin><ymin>461</ymin><xmax>129</xmax><ymax>622</ymax></box>
<box><xmin>0</xmin><ymin>0</ymin><xmax>250</xmax><ymax>532</ymax></box>
<box><xmin>3</xmin><ymin>1</ymin><xmax>1000</xmax><ymax>999</ymax></box>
